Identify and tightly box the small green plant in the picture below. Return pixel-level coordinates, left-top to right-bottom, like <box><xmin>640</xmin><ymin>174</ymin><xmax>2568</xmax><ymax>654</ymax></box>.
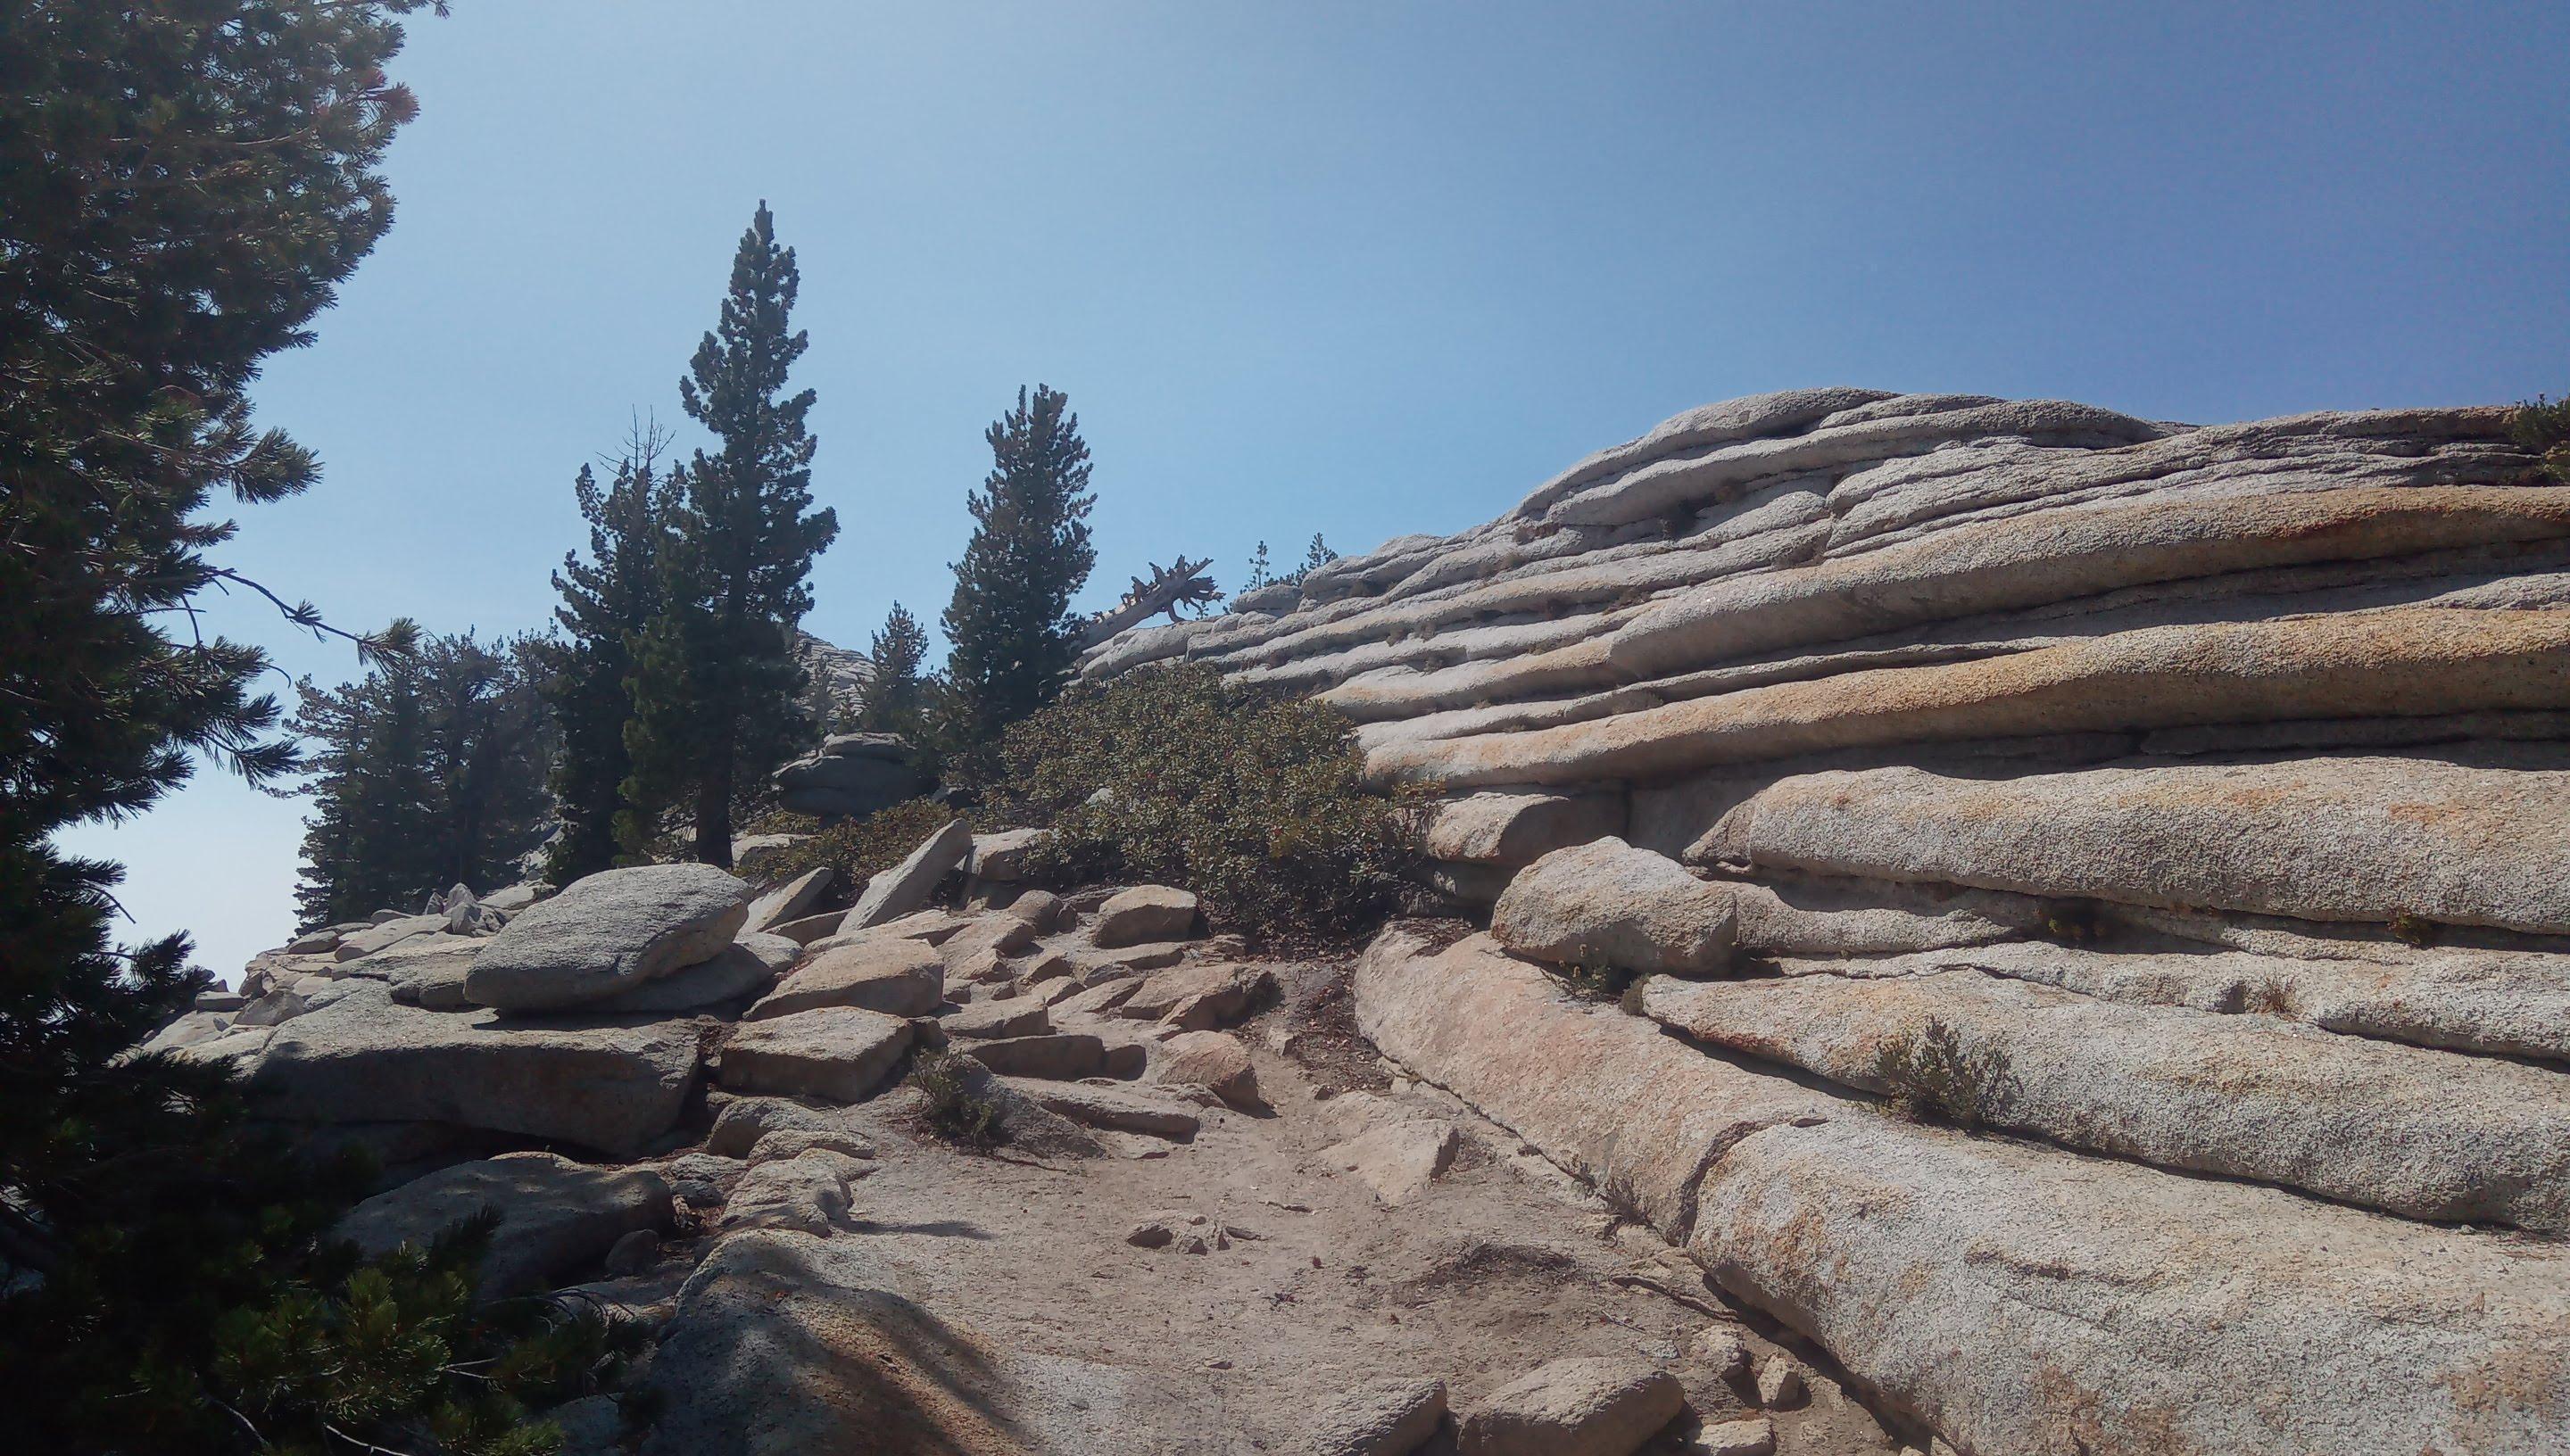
<box><xmin>2513</xmin><ymin>393</ymin><xmax>2570</xmax><ymax>484</ymax></box>
<box><xmin>1553</xmin><ymin>957</ymin><xmax>1637</xmax><ymax>1005</ymax></box>
<box><xmin>2388</xmin><ymin>911</ymin><xmax>2440</xmax><ymax>949</ymax></box>
<box><xmin>909</xmin><ymin>1046</ymin><xmax>1006</xmax><ymax>1150</ymax></box>
<box><xmin>1875</xmin><ymin>1017</ymin><xmax>2019</xmax><ymax>1129</ymax></box>
<box><xmin>735</xmin><ymin>797</ymin><xmax>965</xmax><ymax>893</ymax></box>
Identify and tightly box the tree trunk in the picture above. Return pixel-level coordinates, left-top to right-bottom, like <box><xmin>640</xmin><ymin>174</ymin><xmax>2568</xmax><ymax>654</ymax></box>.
<box><xmin>694</xmin><ymin>749</ymin><xmax>734</xmax><ymax>868</ymax></box>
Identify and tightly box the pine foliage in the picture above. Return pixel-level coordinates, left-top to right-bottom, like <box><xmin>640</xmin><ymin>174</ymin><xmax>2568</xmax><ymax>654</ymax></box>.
<box><xmin>624</xmin><ymin>203</ymin><xmax>839</xmax><ymax>867</ymax></box>
<box><xmin>540</xmin><ymin>426</ymin><xmax>678</xmax><ymax>882</ymax></box>
<box><xmin>939</xmin><ymin>385</ymin><xmax>1098</xmax><ymax>753</ymax></box>
<box><xmin>290</xmin><ymin>632</ymin><xmax>557</xmax><ymax>926</ymax></box>
<box><xmin>2515</xmin><ymin>393</ymin><xmax>2570</xmax><ymax>484</ymax></box>
<box><xmin>856</xmin><ymin>601</ymin><xmax>931</xmax><ymax>738</ymax></box>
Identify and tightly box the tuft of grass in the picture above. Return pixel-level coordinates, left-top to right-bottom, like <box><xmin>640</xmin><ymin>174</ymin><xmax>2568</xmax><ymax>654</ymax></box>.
<box><xmin>1875</xmin><ymin>1016</ymin><xmax>2019</xmax><ymax>1130</ymax></box>
<box><xmin>1552</xmin><ymin>957</ymin><xmax>1637</xmax><ymax>1005</ymax></box>
<box><xmin>908</xmin><ymin>1046</ymin><xmax>1006</xmax><ymax>1151</ymax></box>
<box><xmin>2243</xmin><ymin>976</ymin><xmax>2300</xmax><ymax>1017</ymax></box>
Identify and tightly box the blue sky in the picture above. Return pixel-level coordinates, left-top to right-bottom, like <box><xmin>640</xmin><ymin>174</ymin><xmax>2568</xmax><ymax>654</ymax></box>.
<box><xmin>63</xmin><ymin>1</ymin><xmax>2570</xmax><ymax>980</ymax></box>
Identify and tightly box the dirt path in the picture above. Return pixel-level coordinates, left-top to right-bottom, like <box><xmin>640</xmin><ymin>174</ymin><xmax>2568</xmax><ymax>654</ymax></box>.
<box><xmin>784</xmin><ymin>949</ymin><xmax>1917</xmax><ymax>1454</ymax></box>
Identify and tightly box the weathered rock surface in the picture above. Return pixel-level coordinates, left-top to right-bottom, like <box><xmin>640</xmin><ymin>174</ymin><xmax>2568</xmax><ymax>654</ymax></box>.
<box><xmin>335</xmin><ymin>912</ymin><xmax>446</xmax><ymax>961</ymax></box>
<box><xmin>844</xmin><ymin>817</ymin><xmax>974</xmax><ymax>930</ymax></box>
<box><xmin>1305</xmin><ymin>1377</ymin><xmax>1447</xmax><ymax>1456</ymax></box>
<box><xmin>1000</xmin><ymin>1078</ymin><xmax>1203</xmax><ymax>1138</ymax></box>
<box><xmin>966</xmin><ymin>827</ymin><xmax>1053</xmax><ymax>881</ymax></box>
<box><xmin>717</xmin><ymin>1148</ymin><xmax>871</xmax><ymax>1235</ymax></box>
<box><xmin>336</xmin><ymin>1152</ymin><xmax>672</xmax><ymax>1298</ymax></box>
<box><xmin>236</xmin><ymin>980</ymin><xmax>699</xmax><ymax>1154</ymax></box>
<box><xmin>746</xmin><ymin>867</ymin><xmax>833</xmax><ymax>932</ymax></box>
<box><xmin>1455</xmin><ymin>1356</ymin><xmax>1683</xmax><ymax>1456</ymax></box>
<box><xmin>1150</xmin><ymin>1030</ymin><xmax>1260</xmax><ymax>1110</ymax></box>
<box><xmin>716</xmin><ymin>1007</ymin><xmax>912</xmax><ymax>1104</ymax></box>
<box><xmin>465</xmin><ymin>864</ymin><xmax>750</xmax><ymax>1010</ymax></box>
<box><xmin>967</xmin><ymin>1032</ymin><xmax>1107</xmax><ymax>1080</ymax></box>
<box><xmin>1090</xmin><ymin>885</ymin><xmax>1201</xmax><ymax>947</ymax></box>
<box><xmin>770</xmin><ymin>732</ymin><xmax>924</xmax><ymax>820</ymax></box>
<box><xmin>1692</xmin><ymin>1116</ymin><xmax>2570</xmax><ymax>1456</ymax></box>
<box><xmin>1422</xmin><ymin>790</ymin><xmax>1625</xmax><ymax>869</ymax></box>
<box><xmin>1118</xmin><ymin>961</ymin><xmax>1272</xmax><ymax>1029</ymax></box>
<box><xmin>1701</xmin><ymin>756</ymin><xmax>2570</xmax><ymax>936</ymax></box>
<box><xmin>748</xmin><ymin>933</ymin><xmax>944</xmax><ymax>1020</ymax></box>
<box><xmin>1645</xmin><ymin>969</ymin><xmax>2570</xmax><ymax>1231</ymax></box>
<box><xmin>1491</xmin><ymin>838</ymin><xmax>1735</xmax><ymax>975</ymax></box>
<box><xmin>1322</xmin><ymin>1117</ymin><xmax>1460</xmax><ymax>1206</ymax></box>
<box><xmin>941</xmin><ymin>998</ymin><xmax>1050</xmax><ymax>1039</ymax></box>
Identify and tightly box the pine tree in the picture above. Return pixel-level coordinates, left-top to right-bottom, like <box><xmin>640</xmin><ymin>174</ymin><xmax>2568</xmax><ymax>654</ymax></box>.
<box><xmin>857</xmin><ymin>602</ymin><xmax>932</xmax><ymax>737</ymax></box>
<box><xmin>1243</xmin><ymin>541</ymin><xmax>1276</xmax><ymax>592</ymax></box>
<box><xmin>939</xmin><ymin>385</ymin><xmax>1098</xmax><ymax>753</ymax></box>
<box><xmin>624</xmin><ymin>203</ymin><xmax>840</xmax><ymax>867</ymax></box>
<box><xmin>1298</xmin><ymin>533</ymin><xmax>1340</xmax><ymax>579</ymax></box>
<box><xmin>292</xmin><ymin>633</ymin><xmax>556</xmax><ymax>925</ymax></box>
<box><xmin>540</xmin><ymin>426</ymin><xmax>678</xmax><ymax>881</ymax></box>
<box><xmin>0</xmin><ymin>6</ymin><xmax>610</xmax><ymax>1448</ymax></box>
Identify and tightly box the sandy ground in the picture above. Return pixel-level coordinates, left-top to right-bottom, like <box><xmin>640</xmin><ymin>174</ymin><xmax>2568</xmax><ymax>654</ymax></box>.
<box><xmin>697</xmin><ymin>946</ymin><xmax>1925</xmax><ymax>1454</ymax></box>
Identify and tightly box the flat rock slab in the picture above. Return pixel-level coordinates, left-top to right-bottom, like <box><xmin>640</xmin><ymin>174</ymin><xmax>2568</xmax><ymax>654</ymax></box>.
<box><xmin>1457</xmin><ymin>1357</ymin><xmax>1683</xmax><ymax>1456</ymax></box>
<box><xmin>1355</xmin><ymin>928</ymin><xmax>1828</xmax><ymax>1240</ymax></box>
<box><xmin>1307</xmin><ymin>1377</ymin><xmax>1448</xmax><ymax>1456</ymax></box>
<box><xmin>706</xmin><ymin>1096</ymin><xmax>877</xmax><ymax>1160</ymax></box>
<box><xmin>717</xmin><ymin>1007</ymin><xmax>913</xmax><ymax>1104</ymax></box>
<box><xmin>1424</xmin><ymin>790</ymin><xmax>1626</xmax><ymax>868</ymax></box>
<box><xmin>1492</xmin><ymin>837</ymin><xmax>1736</xmax><ymax>975</ymax></box>
<box><xmin>240</xmin><ymin>980</ymin><xmax>701</xmax><ymax>1155</ymax></box>
<box><xmin>1646</xmin><ymin>967</ymin><xmax>2570</xmax><ymax>1232</ymax></box>
<box><xmin>846</xmin><ymin>817</ymin><xmax>973</xmax><ymax>930</ymax></box>
<box><xmin>966</xmin><ymin>1033</ymin><xmax>1107</xmax><ymax>1080</ymax></box>
<box><xmin>335</xmin><ymin>913</ymin><xmax>447</xmax><ymax>961</ymax></box>
<box><xmin>466</xmin><ymin>864</ymin><xmax>749</xmax><ymax>1010</ymax></box>
<box><xmin>940</xmin><ymin>998</ymin><xmax>1050</xmax><ymax>1039</ymax></box>
<box><xmin>1692</xmin><ymin>1115</ymin><xmax>2570</xmax><ymax>1456</ymax></box>
<box><xmin>1323</xmin><ymin>1118</ymin><xmax>1460</xmax><ymax>1206</ymax></box>
<box><xmin>1090</xmin><ymin>885</ymin><xmax>1201</xmax><ymax>947</ymax></box>
<box><xmin>747</xmin><ymin>866</ymin><xmax>833</xmax><ymax>932</ymax></box>
<box><xmin>1118</xmin><ymin>961</ymin><xmax>1272</xmax><ymax>1029</ymax></box>
<box><xmin>336</xmin><ymin>1151</ymin><xmax>672</xmax><ymax>1299</ymax></box>
<box><xmin>1701</xmin><ymin>756</ymin><xmax>2570</xmax><ymax>937</ymax></box>
<box><xmin>1150</xmin><ymin>1030</ymin><xmax>1260</xmax><ymax>1110</ymax></box>
<box><xmin>362</xmin><ymin>932</ymin><xmax>486</xmax><ymax>1009</ymax></box>
<box><xmin>591</xmin><ymin>933</ymin><xmax>800</xmax><ymax>1014</ymax></box>
<box><xmin>749</xmin><ymin>935</ymin><xmax>944</xmax><ymax>1021</ymax></box>
<box><xmin>999</xmin><ymin>1078</ymin><xmax>1202</xmax><ymax>1138</ymax></box>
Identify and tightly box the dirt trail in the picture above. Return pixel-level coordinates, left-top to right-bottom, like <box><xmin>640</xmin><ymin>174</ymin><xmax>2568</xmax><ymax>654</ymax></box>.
<box><xmin>770</xmin><ymin>949</ymin><xmax>1917</xmax><ymax>1454</ymax></box>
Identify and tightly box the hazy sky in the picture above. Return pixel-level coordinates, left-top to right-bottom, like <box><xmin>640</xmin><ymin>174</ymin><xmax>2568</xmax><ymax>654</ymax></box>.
<box><xmin>61</xmin><ymin>1</ymin><xmax>2570</xmax><ymax>980</ymax></box>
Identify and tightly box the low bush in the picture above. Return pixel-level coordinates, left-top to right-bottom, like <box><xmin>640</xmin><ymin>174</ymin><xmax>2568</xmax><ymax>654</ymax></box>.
<box><xmin>978</xmin><ymin>664</ymin><xmax>1423</xmax><ymax>941</ymax></box>
<box><xmin>2514</xmin><ymin>393</ymin><xmax>2570</xmax><ymax>484</ymax></box>
<box><xmin>1874</xmin><ymin>1017</ymin><xmax>2019</xmax><ymax>1129</ymax></box>
<box><xmin>734</xmin><ymin>798</ymin><xmax>964</xmax><ymax>894</ymax></box>
<box><xmin>908</xmin><ymin>1047</ymin><xmax>1005</xmax><ymax>1150</ymax></box>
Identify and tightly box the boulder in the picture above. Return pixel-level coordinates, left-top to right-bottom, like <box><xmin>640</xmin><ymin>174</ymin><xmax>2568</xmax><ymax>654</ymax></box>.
<box><xmin>1005</xmin><ymin>889</ymin><xmax>1065</xmax><ymax>932</ymax></box>
<box><xmin>1423</xmin><ymin>790</ymin><xmax>1627</xmax><ymax>868</ymax></box>
<box><xmin>1692</xmin><ymin>1116</ymin><xmax>2570</xmax><ymax>1456</ymax></box>
<box><xmin>1150</xmin><ymin>1030</ymin><xmax>1259</xmax><ymax>1109</ymax></box>
<box><xmin>587</xmin><ymin>932</ymin><xmax>800</xmax><ymax>1014</ymax></box>
<box><xmin>1323</xmin><ymin>1117</ymin><xmax>1460</xmax><ymax>1206</ymax></box>
<box><xmin>844</xmin><ymin>818</ymin><xmax>974</xmax><ymax>931</ymax></box>
<box><xmin>965</xmin><ymin>827</ymin><xmax>1053</xmax><ymax>881</ymax></box>
<box><xmin>748</xmin><ymin>935</ymin><xmax>943</xmax><ymax>1020</ymax></box>
<box><xmin>1355</xmin><ymin>928</ymin><xmax>1828</xmax><ymax>1240</ymax></box>
<box><xmin>285</xmin><ymin>928</ymin><xmax>341</xmax><ymax>956</ymax></box>
<box><xmin>1455</xmin><ymin>1357</ymin><xmax>1684</xmax><ymax>1456</ymax></box>
<box><xmin>770</xmin><ymin>737</ymin><xmax>924</xmax><ymax>820</ymax></box>
<box><xmin>336</xmin><ymin>1152</ymin><xmax>673</xmax><ymax>1299</ymax></box>
<box><xmin>363</xmin><ymin>932</ymin><xmax>486</xmax><ymax>1009</ymax></box>
<box><xmin>706</xmin><ymin>1096</ymin><xmax>875</xmax><ymax>1160</ymax></box>
<box><xmin>1700</xmin><ymin>756</ymin><xmax>2570</xmax><ymax>937</ymax></box>
<box><xmin>1117</xmin><ymin>962</ymin><xmax>1272</xmax><ymax>1030</ymax></box>
<box><xmin>717</xmin><ymin>1148</ymin><xmax>871</xmax><ymax>1235</ymax></box>
<box><xmin>769</xmin><ymin>908</ymin><xmax>847</xmax><ymax>946</ymax></box>
<box><xmin>716</xmin><ymin>1007</ymin><xmax>912</xmax><ymax>1104</ymax></box>
<box><xmin>940</xmin><ymin>998</ymin><xmax>1049</xmax><ymax>1039</ymax></box>
<box><xmin>999</xmin><ymin>1078</ymin><xmax>1202</xmax><ymax>1138</ymax></box>
<box><xmin>334</xmin><ymin>913</ymin><xmax>445</xmax><ymax>961</ymax></box>
<box><xmin>1306</xmin><ymin>1377</ymin><xmax>1449</xmax><ymax>1456</ymax></box>
<box><xmin>241</xmin><ymin>980</ymin><xmax>700</xmax><ymax>1155</ymax></box>
<box><xmin>642</xmin><ymin>1228</ymin><xmax>1167</xmax><ymax>1455</ymax></box>
<box><xmin>745</xmin><ymin>866</ymin><xmax>833</xmax><ymax>932</ymax></box>
<box><xmin>1491</xmin><ymin>838</ymin><xmax>1736</xmax><ymax>976</ymax></box>
<box><xmin>1090</xmin><ymin>885</ymin><xmax>1201</xmax><ymax>947</ymax></box>
<box><xmin>464</xmin><ymin>864</ymin><xmax>750</xmax><ymax>1010</ymax></box>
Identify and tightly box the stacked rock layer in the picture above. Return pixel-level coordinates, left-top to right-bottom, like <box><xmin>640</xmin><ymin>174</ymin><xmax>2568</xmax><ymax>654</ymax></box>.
<box><xmin>1083</xmin><ymin>389</ymin><xmax>2570</xmax><ymax>1454</ymax></box>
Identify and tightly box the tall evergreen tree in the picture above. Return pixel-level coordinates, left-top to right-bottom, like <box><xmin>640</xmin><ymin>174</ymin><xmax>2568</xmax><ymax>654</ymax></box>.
<box><xmin>0</xmin><ymin>7</ymin><xmax>622</xmax><ymax>1450</ymax></box>
<box><xmin>856</xmin><ymin>602</ymin><xmax>931</xmax><ymax>737</ymax></box>
<box><xmin>624</xmin><ymin>203</ymin><xmax>839</xmax><ymax>867</ymax></box>
<box><xmin>292</xmin><ymin>633</ymin><xmax>556</xmax><ymax>926</ymax></box>
<box><xmin>540</xmin><ymin>426</ymin><xmax>677</xmax><ymax>881</ymax></box>
<box><xmin>939</xmin><ymin>385</ymin><xmax>1098</xmax><ymax>751</ymax></box>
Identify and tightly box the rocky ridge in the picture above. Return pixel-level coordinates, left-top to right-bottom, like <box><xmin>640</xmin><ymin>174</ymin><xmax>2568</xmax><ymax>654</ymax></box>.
<box><xmin>1082</xmin><ymin>389</ymin><xmax>2570</xmax><ymax>1453</ymax></box>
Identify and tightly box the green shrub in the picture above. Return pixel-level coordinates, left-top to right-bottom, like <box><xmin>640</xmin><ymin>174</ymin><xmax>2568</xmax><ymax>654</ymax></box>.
<box><xmin>908</xmin><ymin>1046</ymin><xmax>1005</xmax><ymax>1150</ymax></box>
<box><xmin>978</xmin><ymin>663</ymin><xmax>1422</xmax><ymax>940</ymax></box>
<box><xmin>734</xmin><ymin>798</ymin><xmax>965</xmax><ymax>894</ymax></box>
<box><xmin>2514</xmin><ymin>393</ymin><xmax>2570</xmax><ymax>484</ymax></box>
<box><xmin>1874</xmin><ymin>1017</ymin><xmax>2018</xmax><ymax>1129</ymax></box>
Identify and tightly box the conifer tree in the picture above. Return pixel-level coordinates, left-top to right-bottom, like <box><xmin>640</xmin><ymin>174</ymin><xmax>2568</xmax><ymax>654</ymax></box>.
<box><xmin>857</xmin><ymin>602</ymin><xmax>932</xmax><ymax>738</ymax></box>
<box><xmin>291</xmin><ymin>633</ymin><xmax>556</xmax><ymax>925</ymax></box>
<box><xmin>939</xmin><ymin>385</ymin><xmax>1098</xmax><ymax>751</ymax></box>
<box><xmin>541</xmin><ymin>426</ymin><xmax>677</xmax><ymax>881</ymax></box>
<box><xmin>624</xmin><ymin>203</ymin><xmax>840</xmax><ymax>867</ymax></box>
